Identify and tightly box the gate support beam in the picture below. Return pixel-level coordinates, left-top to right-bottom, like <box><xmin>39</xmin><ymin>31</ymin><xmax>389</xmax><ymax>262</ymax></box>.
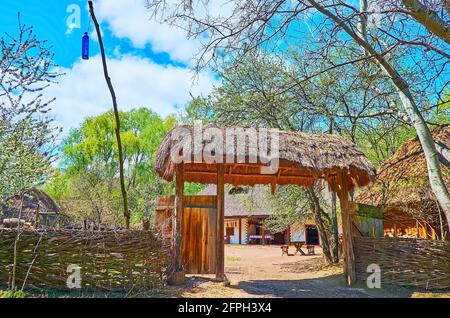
<box><xmin>239</xmin><ymin>218</ymin><xmax>242</xmax><ymax>244</ymax></box>
<box><xmin>174</xmin><ymin>164</ymin><xmax>184</xmax><ymax>272</ymax></box>
<box><xmin>337</xmin><ymin>169</ymin><xmax>356</xmax><ymax>285</ymax></box>
<box><xmin>216</xmin><ymin>163</ymin><xmax>225</xmax><ymax>282</ymax></box>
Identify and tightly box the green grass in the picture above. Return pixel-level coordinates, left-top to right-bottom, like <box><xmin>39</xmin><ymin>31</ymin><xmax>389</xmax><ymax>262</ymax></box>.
<box><xmin>1</xmin><ymin>288</ymin><xmax>168</xmax><ymax>298</ymax></box>
<box><xmin>226</xmin><ymin>256</ymin><xmax>241</xmax><ymax>262</ymax></box>
<box><xmin>0</xmin><ymin>289</ymin><xmax>27</xmax><ymax>298</ymax></box>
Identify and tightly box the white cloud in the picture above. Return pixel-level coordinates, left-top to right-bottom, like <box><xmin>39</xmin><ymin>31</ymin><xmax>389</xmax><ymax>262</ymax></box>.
<box><xmin>94</xmin><ymin>0</ymin><xmax>235</xmax><ymax>64</ymax></box>
<box><xmin>94</xmin><ymin>0</ymin><xmax>200</xmax><ymax>64</ymax></box>
<box><xmin>48</xmin><ymin>54</ymin><xmax>216</xmax><ymax>133</ymax></box>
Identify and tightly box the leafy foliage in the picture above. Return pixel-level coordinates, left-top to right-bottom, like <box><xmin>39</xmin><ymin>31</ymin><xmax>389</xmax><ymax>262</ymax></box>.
<box><xmin>44</xmin><ymin>108</ymin><xmax>175</xmax><ymax>227</ymax></box>
<box><xmin>0</xmin><ymin>289</ymin><xmax>27</xmax><ymax>298</ymax></box>
<box><xmin>262</xmin><ymin>185</ymin><xmax>315</xmax><ymax>233</ymax></box>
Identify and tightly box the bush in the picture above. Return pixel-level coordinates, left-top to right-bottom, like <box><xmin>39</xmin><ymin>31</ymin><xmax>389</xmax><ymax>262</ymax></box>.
<box><xmin>0</xmin><ymin>289</ymin><xmax>27</xmax><ymax>298</ymax></box>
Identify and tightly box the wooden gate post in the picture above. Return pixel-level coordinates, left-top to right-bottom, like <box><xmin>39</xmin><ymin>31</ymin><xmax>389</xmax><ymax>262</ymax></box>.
<box><xmin>337</xmin><ymin>169</ymin><xmax>356</xmax><ymax>285</ymax></box>
<box><xmin>169</xmin><ymin>164</ymin><xmax>185</xmax><ymax>285</ymax></box>
<box><xmin>239</xmin><ymin>218</ymin><xmax>242</xmax><ymax>244</ymax></box>
<box><xmin>216</xmin><ymin>163</ymin><xmax>225</xmax><ymax>282</ymax></box>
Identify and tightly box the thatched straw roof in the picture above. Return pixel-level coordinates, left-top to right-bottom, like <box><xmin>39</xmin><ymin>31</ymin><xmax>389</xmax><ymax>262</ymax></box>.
<box><xmin>1</xmin><ymin>188</ymin><xmax>60</xmax><ymax>223</ymax></box>
<box><xmin>154</xmin><ymin>125</ymin><xmax>375</xmax><ymax>190</ymax></box>
<box><xmin>357</xmin><ymin>125</ymin><xmax>450</xmax><ymax>216</ymax></box>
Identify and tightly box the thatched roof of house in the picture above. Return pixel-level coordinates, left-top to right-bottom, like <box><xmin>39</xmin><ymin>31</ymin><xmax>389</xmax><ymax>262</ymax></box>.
<box><xmin>154</xmin><ymin>125</ymin><xmax>375</xmax><ymax>190</ymax></box>
<box><xmin>2</xmin><ymin>188</ymin><xmax>60</xmax><ymax>223</ymax></box>
<box><xmin>357</xmin><ymin>125</ymin><xmax>450</xmax><ymax>216</ymax></box>
<box><xmin>199</xmin><ymin>184</ymin><xmax>271</xmax><ymax>217</ymax></box>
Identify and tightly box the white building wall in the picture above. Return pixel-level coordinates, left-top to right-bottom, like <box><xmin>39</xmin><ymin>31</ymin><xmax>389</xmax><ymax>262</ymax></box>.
<box><xmin>290</xmin><ymin>222</ymin><xmax>306</xmax><ymax>242</ymax></box>
<box><xmin>290</xmin><ymin>221</ymin><xmax>323</xmax><ymax>245</ymax></box>
<box><xmin>241</xmin><ymin>218</ymin><xmax>248</xmax><ymax>244</ymax></box>
<box><xmin>224</xmin><ymin>218</ymin><xmax>248</xmax><ymax>244</ymax></box>
<box><xmin>229</xmin><ymin>223</ymin><xmax>239</xmax><ymax>244</ymax></box>
<box><xmin>225</xmin><ymin>219</ymin><xmax>324</xmax><ymax>244</ymax></box>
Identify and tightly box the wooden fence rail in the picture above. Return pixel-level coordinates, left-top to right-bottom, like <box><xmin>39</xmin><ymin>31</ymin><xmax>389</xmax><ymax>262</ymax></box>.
<box><xmin>0</xmin><ymin>228</ymin><xmax>172</xmax><ymax>292</ymax></box>
<box><xmin>354</xmin><ymin>237</ymin><xmax>450</xmax><ymax>290</ymax></box>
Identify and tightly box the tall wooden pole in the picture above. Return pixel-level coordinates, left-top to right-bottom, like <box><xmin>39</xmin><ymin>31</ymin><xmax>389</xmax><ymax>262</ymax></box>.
<box><xmin>174</xmin><ymin>164</ymin><xmax>184</xmax><ymax>273</ymax></box>
<box><xmin>337</xmin><ymin>169</ymin><xmax>356</xmax><ymax>285</ymax></box>
<box><xmin>88</xmin><ymin>1</ymin><xmax>130</xmax><ymax>228</ymax></box>
<box><xmin>216</xmin><ymin>164</ymin><xmax>225</xmax><ymax>282</ymax></box>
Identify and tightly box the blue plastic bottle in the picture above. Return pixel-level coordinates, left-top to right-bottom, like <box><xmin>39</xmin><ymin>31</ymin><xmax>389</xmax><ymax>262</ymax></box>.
<box><xmin>82</xmin><ymin>32</ymin><xmax>89</xmax><ymax>60</ymax></box>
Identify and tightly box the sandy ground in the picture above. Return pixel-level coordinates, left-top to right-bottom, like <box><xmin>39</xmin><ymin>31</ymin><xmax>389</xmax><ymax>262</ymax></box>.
<box><xmin>166</xmin><ymin>244</ymin><xmax>416</xmax><ymax>298</ymax></box>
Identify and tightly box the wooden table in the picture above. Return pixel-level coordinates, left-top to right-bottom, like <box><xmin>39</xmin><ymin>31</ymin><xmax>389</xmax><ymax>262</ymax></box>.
<box><xmin>248</xmin><ymin>235</ymin><xmax>274</xmax><ymax>244</ymax></box>
<box><xmin>292</xmin><ymin>242</ymin><xmax>306</xmax><ymax>256</ymax></box>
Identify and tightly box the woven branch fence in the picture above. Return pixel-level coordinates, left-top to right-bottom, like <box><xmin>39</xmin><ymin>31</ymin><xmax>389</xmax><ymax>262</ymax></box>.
<box><xmin>0</xmin><ymin>228</ymin><xmax>173</xmax><ymax>292</ymax></box>
<box><xmin>354</xmin><ymin>237</ymin><xmax>450</xmax><ymax>290</ymax></box>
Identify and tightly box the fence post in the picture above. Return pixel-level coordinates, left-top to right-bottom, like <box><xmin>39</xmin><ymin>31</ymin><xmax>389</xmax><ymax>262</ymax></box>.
<box><xmin>337</xmin><ymin>169</ymin><xmax>356</xmax><ymax>285</ymax></box>
<box><xmin>169</xmin><ymin>164</ymin><xmax>185</xmax><ymax>285</ymax></box>
<box><xmin>216</xmin><ymin>163</ymin><xmax>225</xmax><ymax>282</ymax></box>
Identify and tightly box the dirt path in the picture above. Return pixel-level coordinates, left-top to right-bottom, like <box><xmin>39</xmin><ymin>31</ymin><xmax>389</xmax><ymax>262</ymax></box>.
<box><xmin>167</xmin><ymin>245</ymin><xmax>412</xmax><ymax>298</ymax></box>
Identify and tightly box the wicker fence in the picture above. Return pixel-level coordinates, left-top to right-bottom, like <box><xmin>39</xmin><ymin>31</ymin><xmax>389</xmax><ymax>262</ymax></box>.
<box><xmin>0</xmin><ymin>228</ymin><xmax>172</xmax><ymax>292</ymax></box>
<box><xmin>354</xmin><ymin>237</ymin><xmax>450</xmax><ymax>290</ymax></box>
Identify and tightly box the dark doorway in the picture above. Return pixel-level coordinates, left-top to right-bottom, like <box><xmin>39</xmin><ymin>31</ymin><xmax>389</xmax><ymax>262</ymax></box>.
<box><xmin>272</xmin><ymin>232</ymin><xmax>285</xmax><ymax>244</ymax></box>
<box><xmin>306</xmin><ymin>225</ymin><xmax>319</xmax><ymax>245</ymax></box>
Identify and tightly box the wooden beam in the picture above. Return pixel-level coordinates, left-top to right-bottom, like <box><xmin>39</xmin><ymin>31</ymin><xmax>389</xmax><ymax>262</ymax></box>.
<box><xmin>337</xmin><ymin>169</ymin><xmax>356</xmax><ymax>285</ymax></box>
<box><xmin>185</xmin><ymin>170</ymin><xmax>314</xmax><ymax>179</ymax></box>
<box><xmin>261</xmin><ymin>222</ymin><xmax>265</xmax><ymax>245</ymax></box>
<box><xmin>216</xmin><ymin>163</ymin><xmax>225</xmax><ymax>282</ymax></box>
<box><xmin>239</xmin><ymin>218</ymin><xmax>242</xmax><ymax>245</ymax></box>
<box><xmin>174</xmin><ymin>164</ymin><xmax>184</xmax><ymax>273</ymax></box>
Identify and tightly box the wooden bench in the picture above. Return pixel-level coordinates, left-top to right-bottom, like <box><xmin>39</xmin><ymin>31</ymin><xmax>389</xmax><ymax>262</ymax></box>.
<box><xmin>306</xmin><ymin>245</ymin><xmax>315</xmax><ymax>255</ymax></box>
<box><xmin>280</xmin><ymin>245</ymin><xmax>290</xmax><ymax>256</ymax></box>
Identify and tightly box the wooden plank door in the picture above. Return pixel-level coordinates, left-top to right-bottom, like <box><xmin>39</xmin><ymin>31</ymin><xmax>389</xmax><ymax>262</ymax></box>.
<box><xmin>181</xmin><ymin>195</ymin><xmax>217</xmax><ymax>274</ymax></box>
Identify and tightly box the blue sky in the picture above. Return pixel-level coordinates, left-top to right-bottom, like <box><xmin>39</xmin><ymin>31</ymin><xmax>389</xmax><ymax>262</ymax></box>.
<box><xmin>1</xmin><ymin>0</ymin><xmax>217</xmax><ymax>132</ymax></box>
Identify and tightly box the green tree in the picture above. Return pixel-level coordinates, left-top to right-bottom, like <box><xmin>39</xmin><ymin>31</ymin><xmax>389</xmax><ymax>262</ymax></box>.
<box><xmin>0</xmin><ymin>17</ymin><xmax>60</xmax><ymax>291</ymax></box>
<box><xmin>0</xmin><ymin>17</ymin><xmax>59</xmax><ymax>205</ymax></box>
<box><xmin>47</xmin><ymin>108</ymin><xmax>175</xmax><ymax>227</ymax></box>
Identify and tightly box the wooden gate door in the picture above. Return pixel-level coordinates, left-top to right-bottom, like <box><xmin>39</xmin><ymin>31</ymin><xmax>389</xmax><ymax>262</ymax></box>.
<box><xmin>182</xmin><ymin>195</ymin><xmax>217</xmax><ymax>274</ymax></box>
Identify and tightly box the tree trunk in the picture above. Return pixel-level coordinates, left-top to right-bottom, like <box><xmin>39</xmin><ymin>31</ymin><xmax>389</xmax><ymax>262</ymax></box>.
<box><xmin>401</xmin><ymin>0</ymin><xmax>450</xmax><ymax>45</ymax></box>
<box><xmin>328</xmin><ymin>122</ymin><xmax>340</xmax><ymax>263</ymax></box>
<box><xmin>330</xmin><ymin>183</ymin><xmax>340</xmax><ymax>262</ymax></box>
<box><xmin>89</xmin><ymin>1</ymin><xmax>130</xmax><ymax>228</ymax></box>
<box><xmin>308</xmin><ymin>0</ymin><xmax>450</xmax><ymax>232</ymax></box>
<box><xmin>306</xmin><ymin>187</ymin><xmax>334</xmax><ymax>264</ymax></box>
<box><xmin>358</xmin><ymin>0</ymin><xmax>368</xmax><ymax>45</ymax></box>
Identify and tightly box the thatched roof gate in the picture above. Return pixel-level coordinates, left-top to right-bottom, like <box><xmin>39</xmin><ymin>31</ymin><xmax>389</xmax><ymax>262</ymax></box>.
<box><xmin>154</xmin><ymin>125</ymin><xmax>375</xmax><ymax>285</ymax></box>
